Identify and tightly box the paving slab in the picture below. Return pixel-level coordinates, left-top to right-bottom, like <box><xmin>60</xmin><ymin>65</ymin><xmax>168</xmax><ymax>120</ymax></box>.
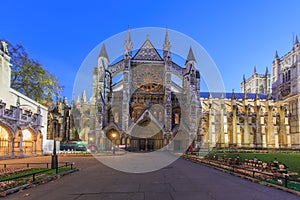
<box><xmin>0</xmin><ymin>155</ymin><xmax>299</xmax><ymax>200</ymax></box>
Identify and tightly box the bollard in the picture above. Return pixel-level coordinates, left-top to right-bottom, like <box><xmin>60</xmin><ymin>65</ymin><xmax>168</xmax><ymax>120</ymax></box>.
<box><xmin>32</xmin><ymin>173</ymin><xmax>35</xmax><ymax>182</ymax></box>
<box><xmin>71</xmin><ymin>163</ymin><xmax>73</xmax><ymax>170</ymax></box>
<box><xmin>284</xmin><ymin>174</ymin><xmax>288</xmax><ymax>187</ymax></box>
<box><xmin>56</xmin><ymin>167</ymin><xmax>58</xmax><ymax>174</ymax></box>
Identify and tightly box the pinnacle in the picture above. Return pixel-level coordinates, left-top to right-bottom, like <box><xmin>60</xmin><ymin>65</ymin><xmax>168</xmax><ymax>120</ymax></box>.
<box><xmin>186</xmin><ymin>47</ymin><xmax>196</xmax><ymax>64</ymax></box>
<box><xmin>99</xmin><ymin>44</ymin><xmax>109</xmax><ymax>62</ymax></box>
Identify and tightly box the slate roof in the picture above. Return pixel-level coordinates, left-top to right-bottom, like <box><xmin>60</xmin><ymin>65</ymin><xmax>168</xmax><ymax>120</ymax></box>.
<box><xmin>200</xmin><ymin>92</ymin><xmax>269</xmax><ymax>100</ymax></box>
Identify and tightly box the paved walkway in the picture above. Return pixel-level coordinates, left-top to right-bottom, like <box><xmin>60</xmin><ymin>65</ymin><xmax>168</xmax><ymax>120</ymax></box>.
<box><xmin>0</xmin><ymin>155</ymin><xmax>299</xmax><ymax>200</ymax></box>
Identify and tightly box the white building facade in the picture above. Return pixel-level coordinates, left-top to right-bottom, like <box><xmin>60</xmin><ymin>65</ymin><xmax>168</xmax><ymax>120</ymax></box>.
<box><xmin>0</xmin><ymin>40</ymin><xmax>53</xmax><ymax>157</ymax></box>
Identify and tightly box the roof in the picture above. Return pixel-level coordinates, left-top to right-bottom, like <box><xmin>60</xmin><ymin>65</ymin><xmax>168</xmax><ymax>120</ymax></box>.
<box><xmin>200</xmin><ymin>92</ymin><xmax>269</xmax><ymax>100</ymax></box>
<box><xmin>132</xmin><ymin>37</ymin><xmax>163</xmax><ymax>61</ymax></box>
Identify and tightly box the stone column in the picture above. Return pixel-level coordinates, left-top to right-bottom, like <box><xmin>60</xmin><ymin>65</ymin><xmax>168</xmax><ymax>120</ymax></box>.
<box><xmin>9</xmin><ymin>137</ymin><xmax>14</xmax><ymax>158</ymax></box>
<box><xmin>19</xmin><ymin>131</ymin><xmax>24</xmax><ymax>158</ymax></box>
<box><xmin>267</xmin><ymin>104</ymin><xmax>274</xmax><ymax>148</ymax></box>
<box><xmin>243</xmin><ymin>106</ymin><xmax>250</xmax><ymax>148</ymax></box>
<box><xmin>231</xmin><ymin>106</ymin><xmax>237</xmax><ymax>146</ymax></box>
<box><xmin>33</xmin><ymin>139</ymin><xmax>37</xmax><ymax>155</ymax></box>
<box><xmin>220</xmin><ymin>101</ymin><xmax>225</xmax><ymax>148</ymax></box>
<box><xmin>279</xmin><ymin>104</ymin><xmax>287</xmax><ymax>148</ymax></box>
<box><xmin>122</xmin><ymin>60</ymin><xmax>131</xmax><ymax>134</ymax></box>
<box><xmin>254</xmin><ymin>103</ymin><xmax>262</xmax><ymax>148</ymax></box>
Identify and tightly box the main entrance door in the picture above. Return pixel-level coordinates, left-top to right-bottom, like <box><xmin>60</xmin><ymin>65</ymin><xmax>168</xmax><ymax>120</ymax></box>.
<box><xmin>130</xmin><ymin>135</ymin><xmax>163</xmax><ymax>152</ymax></box>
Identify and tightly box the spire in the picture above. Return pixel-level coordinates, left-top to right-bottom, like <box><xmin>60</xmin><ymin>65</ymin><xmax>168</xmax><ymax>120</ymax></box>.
<box><xmin>220</xmin><ymin>93</ymin><xmax>224</xmax><ymax>99</ymax></box>
<box><xmin>295</xmin><ymin>35</ymin><xmax>299</xmax><ymax>45</ymax></box>
<box><xmin>274</xmin><ymin>50</ymin><xmax>279</xmax><ymax>59</ymax></box>
<box><xmin>99</xmin><ymin>44</ymin><xmax>109</xmax><ymax>62</ymax></box>
<box><xmin>186</xmin><ymin>47</ymin><xmax>196</xmax><ymax>64</ymax></box>
<box><xmin>71</xmin><ymin>96</ymin><xmax>75</xmax><ymax>105</ymax></box>
<box><xmin>208</xmin><ymin>93</ymin><xmax>212</xmax><ymax>99</ymax></box>
<box><xmin>265</xmin><ymin>66</ymin><xmax>269</xmax><ymax>75</ymax></box>
<box><xmin>255</xmin><ymin>90</ymin><xmax>259</xmax><ymax>101</ymax></box>
<box><xmin>243</xmin><ymin>90</ymin><xmax>247</xmax><ymax>100</ymax></box>
<box><xmin>231</xmin><ymin>89</ymin><xmax>236</xmax><ymax>100</ymax></box>
<box><xmin>243</xmin><ymin>74</ymin><xmax>246</xmax><ymax>83</ymax></box>
<box><xmin>254</xmin><ymin>66</ymin><xmax>257</xmax><ymax>74</ymax></box>
<box><xmin>82</xmin><ymin>90</ymin><xmax>87</xmax><ymax>103</ymax></box>
<box><xmin>124</xmin><ymin>26</ymin><xmax>133</xmax><ymax>58</ymax></box>
<box><xmin>163</xmin><ymin>28</ymin><xmax>171</xmax><ymax>52</ymax></box>
<box><xmin>63</xmin><ymin>96</ymin><xmax>68</xmax><ymax>106</ymax></box>
<box><xmin>76</xmin><ymin>96</ymin><xmax>80</xmax><ymax>104</ymax></box>
<box><xmin>266</xmin><ymin>93</ymin><xmax>271</xmax><ymax>100</ymax></box>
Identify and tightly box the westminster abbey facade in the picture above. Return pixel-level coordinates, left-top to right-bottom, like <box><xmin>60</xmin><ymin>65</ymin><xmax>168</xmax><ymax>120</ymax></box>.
<box><xmin>72</xmin><ymin>30</ymin><xmax>300</xmax><ymax>151</ymax></box>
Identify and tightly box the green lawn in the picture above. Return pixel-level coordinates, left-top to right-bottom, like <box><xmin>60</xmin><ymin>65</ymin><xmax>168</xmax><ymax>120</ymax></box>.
<box><xmin>0</xmin><ymin>167</ymin><xmax>73</xmax><ymax>192</ymax></box>
<box><xmin>207</xmin><ymin>153</ymin><xmax>300</xmax><ymax>178</ymax></box>
<box><xmin>0</xmin><ymin>168</ymin><xmax>46</xmax><ymax>181</ymax></box>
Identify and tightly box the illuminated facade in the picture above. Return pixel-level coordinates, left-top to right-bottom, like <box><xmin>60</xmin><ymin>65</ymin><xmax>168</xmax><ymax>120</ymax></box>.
<box><xmin>73</xmin><ymin>29</ymin><xmax>201</xmax><ymax>151</ymax></box>
<box><xmin>0</xmin><ymin>40</ymin><xmax>48</xmax><ymax>157</ymax></box>
<box><xmin>73</xmin><ymin>32</ymin><xmax>300</xmax><ymax>150</ymax></box>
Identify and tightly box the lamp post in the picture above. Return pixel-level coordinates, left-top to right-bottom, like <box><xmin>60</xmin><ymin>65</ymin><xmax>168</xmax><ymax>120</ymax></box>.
<box><xmin>112</xmin><ymin>133</ymin><xmax>116</xmax><ymax>155</ymax></box>
<box><xmin>51</xmin><ymin>117</ymin><xmax>58</xmax><ymax>169</ymax></box>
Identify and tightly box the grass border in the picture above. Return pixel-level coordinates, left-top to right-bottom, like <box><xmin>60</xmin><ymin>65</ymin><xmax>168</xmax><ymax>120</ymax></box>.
<box><xmin>0</xmin><ymin>168</ymin><xmax>79</xmax><ymax>197</ymax></box>
<box><xmin>182</xmin><ymin>156</ymin><xmax>300</xmax><ymax>197</ymax></box>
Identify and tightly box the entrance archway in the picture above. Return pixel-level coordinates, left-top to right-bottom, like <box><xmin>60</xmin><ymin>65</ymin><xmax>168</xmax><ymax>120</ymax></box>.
<box><xmin>130</xmin><ymin>117</ymin><xmax>163</xmax><ymax>152</ymax></box>
<box><xmin>22</xmin><ymin>129</ymin><xmax>34</xmax><ymax>155</ymax></box>
<box><xmin>0</xmin><ymin>125</ymin><xmax>11</xmax><ymax>156</ymax></box>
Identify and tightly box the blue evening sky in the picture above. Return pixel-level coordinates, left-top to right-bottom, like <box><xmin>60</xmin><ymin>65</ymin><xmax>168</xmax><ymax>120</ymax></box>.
<box><xmin>1</xmin><ymin>0</ymin><xmax>300</xmax><ymax>100</ymax></box>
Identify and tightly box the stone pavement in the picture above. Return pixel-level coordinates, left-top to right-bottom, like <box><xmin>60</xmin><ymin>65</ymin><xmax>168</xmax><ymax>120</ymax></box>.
<box><xmin>0</xmin><ymin>155</ymin><xmax>299</xmax><ymax>200</ymax></box>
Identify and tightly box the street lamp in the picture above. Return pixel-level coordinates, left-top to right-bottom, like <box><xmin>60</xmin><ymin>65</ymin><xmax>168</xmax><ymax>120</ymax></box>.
<box><xmin>51</xmin><ymin>117</ymin><xmax>58</xmax><ymax>169</ymax></box>
<box><xmin>112</xmin><ymin>133</ymin><xmax>116</xmax><ymax>155</ymax></box>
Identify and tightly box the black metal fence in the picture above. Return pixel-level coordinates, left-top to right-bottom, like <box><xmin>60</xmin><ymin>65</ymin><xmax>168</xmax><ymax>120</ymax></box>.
<box><xmin>184</xmin><ymin>155</ymin><xmax>300</xmax><ymax>192</ymax></box>
<box><xmin>0</xmin><ymin>162</ymin><xmax>74</xmax><ymax>183</ymax></box>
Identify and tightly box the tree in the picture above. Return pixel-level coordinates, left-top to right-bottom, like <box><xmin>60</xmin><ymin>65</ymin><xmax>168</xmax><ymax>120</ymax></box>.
<box><xmin>5</xmin><ymin>41</ymin><xmax>62</xmax><ymax>104</ymax></box>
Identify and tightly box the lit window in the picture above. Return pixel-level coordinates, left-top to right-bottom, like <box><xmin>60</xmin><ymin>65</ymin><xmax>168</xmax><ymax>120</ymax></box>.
<box><xmin>175</xmin><ymin>113</ymin><xmax>180</xmax><ymax>124</ymax></box>
<box><xmin>159</xmin><ymin>112</ymin><xmax>163</xmax><ymax>121</ymax></box>
<box><xmin>114</xmin><ymin>112</ymin><xmax>119</xmax><ymax>123</ymax></box>
<box><xmin>0</xmin><ymin>126</ymin><xmax>9</xmax><ymax>140</ymax></box>
<box><xmin>22</xmin><ymin>129</ymin><xmax>32</xmax><ymax>141</ymax></box>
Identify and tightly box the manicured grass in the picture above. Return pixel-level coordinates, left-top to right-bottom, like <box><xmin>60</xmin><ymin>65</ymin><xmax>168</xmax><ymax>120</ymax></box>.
<box><xmin>207</xmin><ymin>153</ymin><xmax>300</xmax><ymax>178</ymax></box>
<box><xmin>0</xmin><ymin>168</ymin><xmax>46</xmax><ymax>181</ymax></box>
<box><xmin>0</xmin><ymin>167</ymin><xmax>74</xmax><ymax>192</ymax></box>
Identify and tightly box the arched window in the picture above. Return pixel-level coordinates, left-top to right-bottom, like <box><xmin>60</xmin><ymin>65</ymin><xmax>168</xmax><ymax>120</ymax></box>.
<box><xmin>174</xmin><ymin>113</ymin><xmax>180</xmax><ymax>124</ymax></box>
<box><xmin>159</xmin><ymin>112</ymin><xmax>163</xmax><ymax>122</ymax></box>
<box><xmin>114</xmin><ymin>112</ymin><xmax>119</xmax><ymax>123</ymax></box>
<box><xmin>0</xmin><ymin>126</ymin><xmax>9</xmax><ymax>140</ymax></box>
<box><xmin>0</xmin><ymin>126</ymin><xmax>9</xmax><ymax>156</ymax></box>
<box><xmin>132</xmin><ymin>111</ymin><xmax>136</xmax><ymax>121</ymax></box>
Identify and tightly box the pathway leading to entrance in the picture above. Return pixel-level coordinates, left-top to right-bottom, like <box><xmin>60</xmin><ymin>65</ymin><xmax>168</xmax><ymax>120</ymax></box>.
<box><xmin>0</xmin><ymin>155</ymin><xmax>299</xmax><ymax>200</ymax></box>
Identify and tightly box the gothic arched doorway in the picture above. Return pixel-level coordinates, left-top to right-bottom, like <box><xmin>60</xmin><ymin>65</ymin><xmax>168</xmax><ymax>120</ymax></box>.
<box><xmin>0</xmin><ymin>124</ymin><xmax>12</xmax><ymax>156</ymax></box>
<box><xmin>129</xmin><ymin>115</ymin><xmax>163</xmax><ymax>152</ymax></box>
<box><xmin>22</xmin><ymin>129</ymin><xmax>34</xmax><ymax>155</ymax></box>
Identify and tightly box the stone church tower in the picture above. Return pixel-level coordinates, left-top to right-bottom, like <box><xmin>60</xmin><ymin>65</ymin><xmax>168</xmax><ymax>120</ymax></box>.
<box><xmin>271</xmin><ymin>35</ymin><xmax>300</xmax><ymax>148</ymax></box>
<box><xmin>241</xmin><ymin>66</ymin><xmax>271</xmax><ymax>94</ymax></box>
